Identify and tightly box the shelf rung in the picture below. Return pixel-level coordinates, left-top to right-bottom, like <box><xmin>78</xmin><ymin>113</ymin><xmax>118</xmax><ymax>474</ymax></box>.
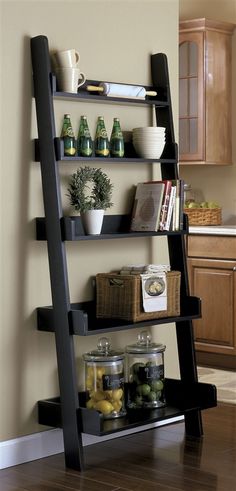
<box><xmin>35</xmin><ymin>215</ymin><xmax>188</xmax><ymax>241</ymax></box>
<box><xmin>38</xmin><ymin>379</ymin><xmax>217</xmax><ymax>436</ymax></box>
<box><xmin>36</xmin><ymin>296</ymin><xmax>201</xmax><ymax>336</ymax></box>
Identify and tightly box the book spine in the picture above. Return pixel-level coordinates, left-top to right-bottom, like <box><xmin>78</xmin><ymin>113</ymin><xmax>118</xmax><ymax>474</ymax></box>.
<box><xmin>164</xmin><ymin>185</ymin><xmax>176</xmax><ymax>231</ymax></box>
<box><xmin>158</xmin><ymin>180</ymin><xmax>172</xmax><ymax>231</ymax></box>
<box><xmin>174</xmin><ymin>179</ymin><xmax>180</xmax><ymax>231</ymax></box>
<box><xmin>179</xmin><ymin>179</ymin><xmax>185</xmax><ymax>230</ymax></box>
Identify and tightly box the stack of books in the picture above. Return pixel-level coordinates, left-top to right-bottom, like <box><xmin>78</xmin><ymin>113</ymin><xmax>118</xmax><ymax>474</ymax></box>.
<box><xmin>130</xmin><ymin>179</ymin><xmax>184</xmax><ymax>232</ymax></box>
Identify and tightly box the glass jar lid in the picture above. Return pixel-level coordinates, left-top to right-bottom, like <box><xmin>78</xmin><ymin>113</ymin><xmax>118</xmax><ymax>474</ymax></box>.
<box><xmin>83</xmin><ymin>337</ymin><xmax>125</xmax><ymax>362</ymax></box>
<box><xmin>126</xmin><ymin>331</ymin><xmax>166</xmax><ymax>354</ymax></box>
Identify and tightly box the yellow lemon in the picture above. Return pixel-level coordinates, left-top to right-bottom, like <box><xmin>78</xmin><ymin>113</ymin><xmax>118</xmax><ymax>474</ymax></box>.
<box><xmin>112</xmin><ymin>388</ymin><xmax>123</xmax><ymax>401</ymax></box>
<box><xmin>105</xmin><ymin>390</ymin><xmax>113</xmax><ymax>400</ymax></box>
<box><xmin>86</xmin><ymin>376</ymin><xmax>94</xmax><ymax>390</ymax></box>
<box><xmin>87</xmin><ymin>366</ymin><xmax>95</xmax><ymax>377</ymax></box>
<box><xmin>96</xmin><ymin>367</ymin><xmax>105</xmax><ymax>380</ymax></box>
<box><xmin>112</xmin><ymin>400</ymin><xmax>122</xmax><ymax>412</ymax></box>
<box><xmin>95</xmin><ymin>400</ymin><xmax>114</xmax><ymax>416</ymax></box>
<box><xmin>86</xmin><ymin>399</ymin><xmax>95</xmax><ymax>409</ymax></box>
<box><xmin>90</xmin><ymin>389</ymin><xmax>105</xmax><ymax>401</ymax></box>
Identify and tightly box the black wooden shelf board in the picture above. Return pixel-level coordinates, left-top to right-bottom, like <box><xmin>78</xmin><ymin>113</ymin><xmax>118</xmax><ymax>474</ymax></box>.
<box><xmin>34</xmin><ymin>138</ymin><xmax>177</xmax><ymax>163</ymax></box>
<box><xmin>53</xmin><ymin>92</ymin><xmax>168</xmax><ymax>107</ymax></box>
<box><xmin>36</xmin><ymin>215</ymin><xmax>188</xmax><ymax>241</ymax></box>
<box><xmin>37</xmin><ymin>296</ymin><xmax>201</xmax><ymax>336</ymax></box>
<box><xmin>56</xmin><ymin>157</ymin><xmax>176</xmax><ymax>164</ymax></box>
<box><xmin>51</xmin><ymin>76</ymin><xmax>168</xmax><ymax>107</ymax></box>
<box><xmin>37</xmin><ymin>379</ymin><xmax>217</xmax><ymax>436</ymax></box>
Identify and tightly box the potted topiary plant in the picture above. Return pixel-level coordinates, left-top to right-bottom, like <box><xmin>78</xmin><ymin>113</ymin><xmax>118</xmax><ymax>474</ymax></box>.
<box><xmin>67</xmin><ymin>166</ymin><xmax>113</xmax><ymax>235</ymax></box>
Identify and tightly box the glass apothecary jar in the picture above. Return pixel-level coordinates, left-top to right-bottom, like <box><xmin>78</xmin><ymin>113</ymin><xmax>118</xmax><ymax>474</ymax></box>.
<box><xmin>184</xmin><ymin>183</ymin><xmax>195</xmax><ymax>207</ymax></box>
<box><xmin>126</xmin><ymin>331</ymin><xmax>166</xmax><ymax>409</ymax></box>
<box><xmin>83</xmin><ymin>337</ymin><xmax>126</xmax><ymax>419</ymax></box>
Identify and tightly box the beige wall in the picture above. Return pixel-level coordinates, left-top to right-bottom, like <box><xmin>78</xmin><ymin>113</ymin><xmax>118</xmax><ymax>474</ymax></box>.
<box><xmin>0</xmin><ymin>0</ymin><xmax>179</xmax><ymax>441</ymax></box>
<box><xmin>179</xmin><ymin>0</ymin><xmax>236</xmax><ymax>224</ymax></box>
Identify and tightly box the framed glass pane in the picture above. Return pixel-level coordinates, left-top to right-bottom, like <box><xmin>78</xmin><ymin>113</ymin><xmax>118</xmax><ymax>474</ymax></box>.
<box><xmin>179</xmin><ymin>119</ymin><xmax>189</xmax><ymax>154</ymax></box>
<box><xmin>189</xmin><ymin>42</ymin><xmax>198</xmax><ymax>76</ymax></box>
<box><xmin>179</xmin><ymin>39</ymin><xmax>199</xmax><ymax>157</ymax></box>
<box><xmin>179</xmin><ymin>79</ymin><xmax>188</xmax><ymax>117</ymax></box>
<box><xmin>189</xmin><ymin>119</ymin><xmax>198</xmax><ymax>154</ymax></box>
<box><xmin>179</xmin><ymin>42</ymin><xmax>188</xmax><ymax>77</ymax></box>
<box><xmin>189</xmin><ymin>78</ymin><xmax>198</xmax><ymax>116</ymax></box>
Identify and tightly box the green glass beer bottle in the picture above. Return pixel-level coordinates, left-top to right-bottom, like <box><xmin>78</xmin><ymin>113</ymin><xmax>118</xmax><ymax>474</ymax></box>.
<box><xmin>94</xmin><ymin>116</ymin><xmax>109</xmax><ymax>157</ymax></box>
<box><xmin>110</xmin><ymin>117</ymin><xmax>124</xmax><ymax>157</ymax></box>
<box><xmin>60</xmin><ymin>114</ymin><xmax>76</xmax><ymax>156</ymax></box>
<box><xmin>77</xmin><ymin>115</ymin><xmax>93</xmax><ymax>157</ymax></box>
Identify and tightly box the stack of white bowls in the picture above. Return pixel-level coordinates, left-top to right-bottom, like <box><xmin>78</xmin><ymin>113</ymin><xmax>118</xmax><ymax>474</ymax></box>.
<box><xmin>132</xmin><ymin>126</ymin><xmax>166</xmax><ymax>159</ymax></box>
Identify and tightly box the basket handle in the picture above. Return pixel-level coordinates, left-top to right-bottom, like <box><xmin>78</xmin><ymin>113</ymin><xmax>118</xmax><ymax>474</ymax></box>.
<box><xmin>109</xmin><ymin>278</ymin><xmax>124</xmax><ymax>287</ymax></box>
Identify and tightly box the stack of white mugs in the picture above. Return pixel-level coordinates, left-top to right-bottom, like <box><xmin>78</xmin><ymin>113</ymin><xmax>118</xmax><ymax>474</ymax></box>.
<box><xmin>52</xmin><ymin>48</ymin><xmax>86</xmax><ymax>93</ymax></box>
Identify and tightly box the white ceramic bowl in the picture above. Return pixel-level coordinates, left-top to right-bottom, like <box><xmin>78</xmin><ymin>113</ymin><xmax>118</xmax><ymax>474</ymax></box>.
<box><xmin>133</xmin><ymin>132</ymin><xmax>166</xmax><ymax>137</ymax></box>
<box><xmin>133</xmin><ymin>139</ymin><xmax>165</xmax><ymax>159</ymax></box>
<box><xmin>132</xmin><ymin>136</ymin><xmax>166</xmax><ymax>142</ymax></box>
<box><xmin>132</xmin><ymin>138</ymin><xmax>166</xmax><ymax>145</ymax></box>
<box><xmin>132</xmin><ymin>132</ymin><xmax>166</xmax><ymax>137</ymax></box>
<box><xmin>132</xmin><ymin>126</ymin><xmax>166</xmax><ymax>132</ymax></box>
<box><xmin>133</xmin><ymin>133</ymin><xmax>165</xmax><ymax>139</ymax></box>
<box><xmin>132</xmin><ymin>133</ymin><xmax>166</xmax><ymax>138</ymax></box>
<box><xmin>133</xmin><ymin>141</ymin><xmax>165</xmax><ymax>148</ymax></box>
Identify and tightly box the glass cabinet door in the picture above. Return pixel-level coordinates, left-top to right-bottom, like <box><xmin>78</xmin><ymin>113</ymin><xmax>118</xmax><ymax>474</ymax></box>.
<box><xmin>179</xmin><ymin>32</ymin><xmax>204</xmax><ymax>162</ymax></box>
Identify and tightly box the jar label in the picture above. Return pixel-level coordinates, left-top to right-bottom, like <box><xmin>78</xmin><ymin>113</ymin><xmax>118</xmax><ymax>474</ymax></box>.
<box><xmin>137</xmin><ymin>364</ymin><xmax>164</xmax><ymax>382</ymax></box>
<box><xmin>102</xmin><ymin>373</ymin><xmax>124</xmax><ymax>390</ymax></box>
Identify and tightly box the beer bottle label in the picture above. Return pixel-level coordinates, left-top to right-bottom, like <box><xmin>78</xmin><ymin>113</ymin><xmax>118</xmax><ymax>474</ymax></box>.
<box><xmin>83</xmin><ymin>128</ymin><xmax>91</xmax><ymax>138</ymax></box>
<box><xmin>96</xmin><ymin>127</ymin><xmax>108</xmax><ymax>139</ymax></box>
<box><xmin>64</xmin><ymin>126</ymin><xmax>74</xmax><ymax>137</ymax></box>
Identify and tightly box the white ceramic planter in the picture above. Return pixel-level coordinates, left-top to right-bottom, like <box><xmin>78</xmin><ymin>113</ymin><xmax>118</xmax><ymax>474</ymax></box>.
<box><xmin>81</xmin><ymin>209</ymin><xmax>104</xmax><ymax>235</ymax></box>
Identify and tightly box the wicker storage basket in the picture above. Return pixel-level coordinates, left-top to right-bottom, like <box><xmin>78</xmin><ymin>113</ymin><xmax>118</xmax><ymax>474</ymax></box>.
<box><xmin>184</xmin><ymin>207</ymin><xmax>222</xmax><ymax>226</ymax></box>
<box><xmin>96</xmin><ymin>271</ymin><xmax>181</xmax><ymax>322</ymax></box>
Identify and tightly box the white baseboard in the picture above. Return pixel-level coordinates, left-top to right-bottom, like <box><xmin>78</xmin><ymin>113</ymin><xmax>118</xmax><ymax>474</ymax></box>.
<box><xmin>0</xmin><ymin>415</ymin><xmax>184</xmax><ymax>469</ymax></box>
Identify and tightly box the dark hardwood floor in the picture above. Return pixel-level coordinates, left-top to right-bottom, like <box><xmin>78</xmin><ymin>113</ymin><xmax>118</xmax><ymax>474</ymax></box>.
<box><xmin>1</xmin><ymin>404</ymin><xmax>235</xmax><ymax>491</ymax></box>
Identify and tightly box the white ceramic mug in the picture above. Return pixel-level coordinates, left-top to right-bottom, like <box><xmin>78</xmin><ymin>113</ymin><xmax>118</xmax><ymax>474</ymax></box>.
<box><xmin>55</xmin><ymin>48</ymin><xmax>80</xmax><ymax>68</ymax></box>
<box><xmin>56</xmin><ymin>67</ymin><xmax>86</xmax><ymax>93</ymax></box>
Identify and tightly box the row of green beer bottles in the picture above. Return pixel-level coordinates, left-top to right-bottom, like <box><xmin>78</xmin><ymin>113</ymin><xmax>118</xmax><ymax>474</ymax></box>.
<box><xmin>60</xmin><ymin>114</ymin><xmax>124</xmax><ymax>158</ymax></box>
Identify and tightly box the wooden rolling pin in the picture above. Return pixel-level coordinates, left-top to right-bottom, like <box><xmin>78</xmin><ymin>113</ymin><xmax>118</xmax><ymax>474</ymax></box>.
<box><xmin>86</xmin><ymin>82</ymin><xmax>157</xmax><ymax>99</ymax></box>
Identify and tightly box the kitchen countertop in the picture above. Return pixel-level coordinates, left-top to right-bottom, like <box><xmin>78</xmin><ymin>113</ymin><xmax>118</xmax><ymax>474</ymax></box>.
<box><xmin>189</xmin><ymin>225</ymin><xmax>236</xmax><ymax>236</ymax></box>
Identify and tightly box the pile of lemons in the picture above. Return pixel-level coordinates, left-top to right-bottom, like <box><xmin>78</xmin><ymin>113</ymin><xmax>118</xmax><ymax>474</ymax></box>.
<box><xmin>85</xmin><ymin>365</ymin><xmax>124</xmax><ymax>416</ymax></box>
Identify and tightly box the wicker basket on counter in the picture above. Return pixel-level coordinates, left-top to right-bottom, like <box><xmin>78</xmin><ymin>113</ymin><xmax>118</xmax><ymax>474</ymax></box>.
<box><xmin>184</xmin><ymin>207</ymin><xmax>222</xmax><ymax>226</ymax></box>
<box><xmin>96</xmin><ymin>271</ymin><xmax>181</xmax><ymax>323</ymax></box>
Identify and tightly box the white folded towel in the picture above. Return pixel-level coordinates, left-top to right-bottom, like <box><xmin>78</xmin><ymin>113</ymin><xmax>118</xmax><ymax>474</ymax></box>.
<box><xmin>120</xmin><ymin>264</ymin><xmax>170</xmax><ymax>275</ymax></box>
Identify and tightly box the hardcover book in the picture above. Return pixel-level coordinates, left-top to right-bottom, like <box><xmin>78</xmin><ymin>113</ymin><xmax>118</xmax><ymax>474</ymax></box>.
<box><xmin>159</xmin><ymin>180</ymin><xmax>172</xmax><ymax>231</ymax></box>
<box><xmin>130</xmin><ymin>182</ymin><xmax>165</xmax><ymax>232</ymax></box>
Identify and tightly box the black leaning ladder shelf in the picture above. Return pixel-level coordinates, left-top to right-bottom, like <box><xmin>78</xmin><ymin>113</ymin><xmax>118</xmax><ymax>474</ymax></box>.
<box><xmin>31</xmin><ymin>35</ymin><xmax>217</xmax><ymax>471</ymax></box>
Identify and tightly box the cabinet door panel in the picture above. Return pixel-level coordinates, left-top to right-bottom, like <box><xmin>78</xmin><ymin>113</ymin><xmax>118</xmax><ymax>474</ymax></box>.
<box><xmin>179</xmin><ymin>32</ymin><xmax>204</xmax><ymax>162</ymax></box>
<box><xmin>205</xmin><ymin>30</ymin><xmax>232</xmax><ymax>164</ymax></box>
<box><xmin>179</xmin><ymin>19</ymin><xmax>234</xmax><ymax>165</ymax></box>
<box><xmin>188</xmin><ymin>257</ymin><xmax>236</xmax><ymax>356</ymax></box>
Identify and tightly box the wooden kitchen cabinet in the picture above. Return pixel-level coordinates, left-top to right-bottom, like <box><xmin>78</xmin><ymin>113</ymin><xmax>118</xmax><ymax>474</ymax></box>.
<box><xmin>187</xmin><ymin>234</ymin><xmax>236</xmax><ymax>369</ymax></box>
<box><xmin>179</xmin><ymin>18</ymin><xmax>235</xmax><ymax>165</ymax></box>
